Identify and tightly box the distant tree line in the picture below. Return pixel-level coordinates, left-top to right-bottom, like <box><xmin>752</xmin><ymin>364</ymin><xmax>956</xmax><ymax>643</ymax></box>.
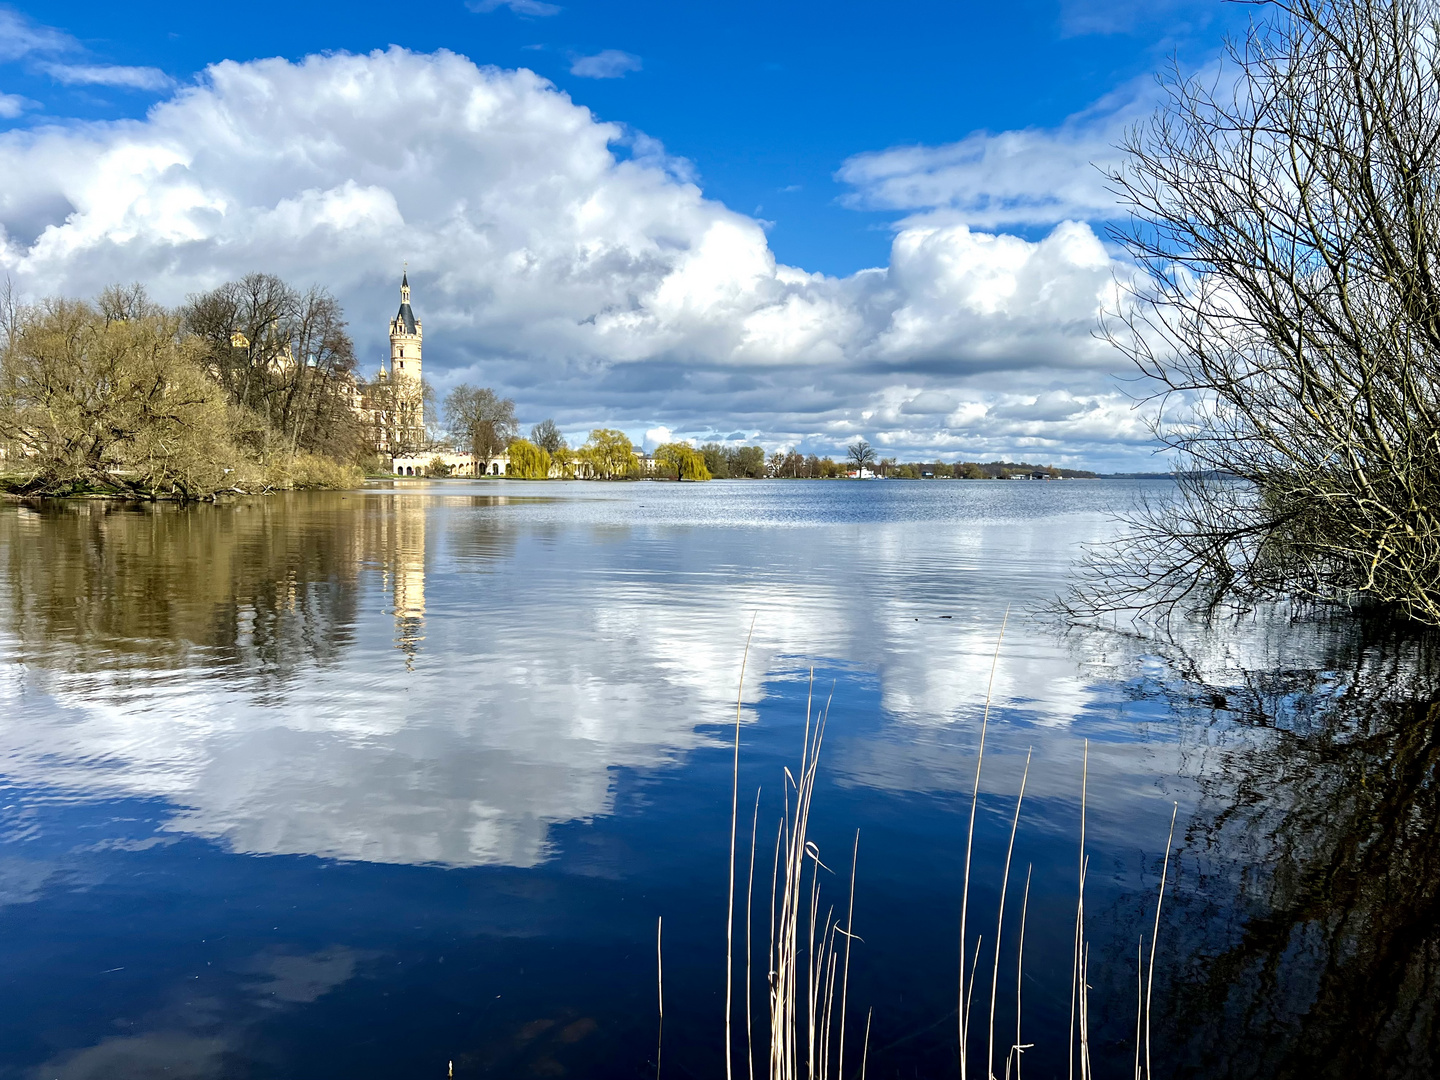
<box><xmin>427</xmin><ymin>390</ymin><xmax>1102</xmax><ymax>483</ymax></box>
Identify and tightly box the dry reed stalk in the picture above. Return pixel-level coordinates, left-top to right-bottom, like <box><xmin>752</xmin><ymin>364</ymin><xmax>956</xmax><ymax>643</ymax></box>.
<box><xmin>1005</xmin><ymin>863</ymin><xmax>1033</xmax><ymax>1080</ymax></box>
<box><xmin>1069</xmin><ymin>741</ymin><xmax>1089</xmax><ymax>1080</ymax></box>
<box><xmin>710</xmin><ymin>631</ymin><xmax>1176</xmax><ymax>1080</ymax></box>
<box><xmin>1078</xmin><ymin>934</ymin><xmax>1092</xmax><ymax>1080</ymax></box>
<box><xmin>965</xmin><ymin>934</ymin><xmax>983</xmax><ymax>1040</ymax></box>
<box><xmin>747</xmin><ymin>788</ymin><xmax>761</xmax><ymax>1080</ymax></box>
<box><xmin>837</xmin><ymin>831</ymin><xmax>859</xmax><ymax>1080</ymax></box>
<box><xmin>988</xmin><ymin>748</ymin><xmax>1032</xmax><ymax>1080</ymax></box>
<box><xmin>762</xmin><ymin>669</ymin><xmax>861</xmax><ymax>1080</ymax></box>
<box><xmin>656</xmin><ymin>915</ymin><xmax>664</xmax><ymax>1080</ymax></box>
<box><xmin>1143</xmin><ymin>804</ymin><xmax>1178</xmax><ymax>1080</ymax></box>
<box><xmin>727</xmin><ymin>615</ymin><xmax>757</xmax><ymax>1080</ymax></box>
<box><xmin>959</xmin><ymin>608</ymin><xmax>1009</xmax><ymax>1080</ymax></box>
<box><xmin>861</xmin><ymin>1008</ymin><xmax>872</xmax><ymax>1080</ymax></box>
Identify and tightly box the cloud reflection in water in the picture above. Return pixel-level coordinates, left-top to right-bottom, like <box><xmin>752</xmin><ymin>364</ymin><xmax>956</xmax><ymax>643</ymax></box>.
<box><xmin>0</xmin><ymin>481</ymin><xmax>1137</xmax><ymax>869</ymax></box>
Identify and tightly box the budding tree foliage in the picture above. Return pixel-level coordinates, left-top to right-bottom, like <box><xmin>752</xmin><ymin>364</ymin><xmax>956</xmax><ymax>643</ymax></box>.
<box><xmin>1072</xmin><ymin>0</ymin><xmax>1440</xmax><ymax>624</ymax></box>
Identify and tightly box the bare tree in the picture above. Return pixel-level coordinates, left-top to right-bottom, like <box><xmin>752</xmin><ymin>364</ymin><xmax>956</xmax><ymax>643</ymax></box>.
<box><xmin>444</xmin><ymin>384</ymin><xmax>517</xmax><ymax>461</ymax></box>
<box><xmin>96</xmin><ymin>282</ymin><xmax>159</xmax><ymax>325</ymax></box>
<box><xmin>847</xmin><ymin>440</ymin><xmax>876</xmax><ymax>476</ymax></box>
<box><xmin>0</xmin><ymin>276</ymin><xmax>22</xmax><ymax>349</ymax></box>
<box><xmin>1072</xmin><ymin>0</ymin><xmax>1440</xmax><ymax>625</ymax></box>
<box><xmin>530</xmin><ymin>418</ymin><xmax>566</xmax><ymax>456</ymax></box>
<box><xmin>182</xmin><ymin>274</ymin><xmax>361</xmax><ymax>461</ymax></box>
<box><xmin>361</xmin><ymin>373</ymin><xmax>434</xmax><ymax>459</ymax></box>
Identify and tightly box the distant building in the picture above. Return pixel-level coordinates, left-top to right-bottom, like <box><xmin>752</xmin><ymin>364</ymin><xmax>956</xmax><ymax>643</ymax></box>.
<box><xmin>353</xmin><ymin>271</ymin><xmax>436</xmax><ymax>463</ymax></box>
<box><xmin>390</xmin><ymin>451</ymin><xmax>509</xmax><ymax>477</ymax></box>
<box><xmin>389</xmin><ymin>271</ymin><xmax>423</xmax><ymax>386</ymax></box>
<box><xmin>366</xmin><ymin>271</ymin><xmax>520</xmax><ymax>477</ymax></box>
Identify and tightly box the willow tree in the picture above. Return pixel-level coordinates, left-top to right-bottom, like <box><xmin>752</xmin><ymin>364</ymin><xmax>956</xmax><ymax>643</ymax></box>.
<box><xmin>0</xmin><ymin>299</ymin><xmax>240</xmax><ymax>497</ymax></box>
<box><xmin>655</xmin><ymin>441</ymin><xmax>712</xmax><ymax>480</ymax></box>
<box><xmin>1073</xmin><ymin>0</ymin><xmax>1440</xmax><ymax>624</ymax></box>
<box><xmin>581</xmin><ymin>428</ymin><xmax>638</xmax><ymax>479</ymax></box>
<box><xmin>506</xmin><ymin>437</ymin><xmax>552</xmax><ymax>479</ymax></box>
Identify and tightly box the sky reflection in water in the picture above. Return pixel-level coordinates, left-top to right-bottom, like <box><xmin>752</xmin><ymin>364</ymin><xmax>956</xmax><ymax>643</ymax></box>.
<box><xmin>0</xmin><ymin>480</ymin><xmax>1432</xmax><ymax>1079</ymax></box>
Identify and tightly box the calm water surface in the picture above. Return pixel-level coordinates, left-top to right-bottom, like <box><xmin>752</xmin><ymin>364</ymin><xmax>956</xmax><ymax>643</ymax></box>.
<box><xmin>0</xmin><ymin>480</ymin><xmax>1433</xmax><ymax>1079</ymax></box>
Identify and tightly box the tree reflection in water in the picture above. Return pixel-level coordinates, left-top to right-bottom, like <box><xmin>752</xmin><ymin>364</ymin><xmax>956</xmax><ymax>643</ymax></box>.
<box><xmin>1134</xmin><ymin>618</ymin><xmax>1439</xmax><ymax>1079</ymax></box>
<box><xmin>0</xmin><ymin>492</ymin><xmax>516</xmax><ymax>691</ymax></box>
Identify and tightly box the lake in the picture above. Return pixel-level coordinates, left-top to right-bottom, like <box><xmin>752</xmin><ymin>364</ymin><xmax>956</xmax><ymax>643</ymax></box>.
<box><xmin>0</xmin><ymin>479</ymin><xmax>1433</xmax><ymax>1079</ymax></box>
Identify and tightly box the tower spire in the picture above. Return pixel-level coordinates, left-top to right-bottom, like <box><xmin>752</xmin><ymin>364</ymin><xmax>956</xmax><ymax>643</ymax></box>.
<box><xmin>401</xmin><ymin>262</ymin><xmax>410</xmax><ymax>304</ymax></box>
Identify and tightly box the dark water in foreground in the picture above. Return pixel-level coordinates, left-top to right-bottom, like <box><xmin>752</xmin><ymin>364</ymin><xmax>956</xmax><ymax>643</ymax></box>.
<box><xmin>0</xmin><ymin>479</ymin><xmax>1434</xmax><ymax>1079</ymax></box>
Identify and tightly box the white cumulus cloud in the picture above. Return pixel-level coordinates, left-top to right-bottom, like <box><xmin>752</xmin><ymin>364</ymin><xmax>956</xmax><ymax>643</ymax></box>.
<box><xmin>0</xmin><ymin>47</ymin><xmax>1154</xmax><ymax>468</ymax></box>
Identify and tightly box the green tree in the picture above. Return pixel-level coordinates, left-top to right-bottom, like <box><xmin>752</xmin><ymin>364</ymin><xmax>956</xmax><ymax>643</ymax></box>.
<box><xmin>700</xmin><ymin>442</ymin><xmax>731</xmax><ymax>478</ymax></box>
<box><xmin>582</xmin><ymin>428</ymin><xmax>638</xmax><ymax>479</ymax></box>
<box><xmin>655</xmin><ymin>441</ymin><xmax>711</xmax><ymax>481</ymax></box>
<box><xmin>507</xmin><ymin>437</ymin><xmax>552</xmax><ymax>479</ymax></box>
<box><xmin>730</xmin><ymin>445</ymin><xmax>766</xmax><ymax>478</ymax></box>
<box><xmin>444</xmin><ymin>385</ymin><xmax>516</xmax><ymax>462</ymax></box>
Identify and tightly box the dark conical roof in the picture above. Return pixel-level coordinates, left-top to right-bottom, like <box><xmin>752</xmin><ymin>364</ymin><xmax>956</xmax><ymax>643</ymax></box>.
<box><xmin>395</xmin><ymin>270</ymin><xmax>416</xmax><ymax>334</ymax></box>
<box><xmin>395</xmin><ymin>301</ymin><xmax>416</xmax><ymax>334</ymax></box>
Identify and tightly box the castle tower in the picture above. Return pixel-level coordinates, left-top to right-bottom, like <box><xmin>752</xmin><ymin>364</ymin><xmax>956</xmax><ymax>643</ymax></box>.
<box><xmin>389</xmin><ymin>270</ymin><xmax>422</xmax><ymax>383</ymax></box>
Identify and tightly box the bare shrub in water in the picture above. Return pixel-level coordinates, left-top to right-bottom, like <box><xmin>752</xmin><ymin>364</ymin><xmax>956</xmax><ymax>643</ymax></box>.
<box><xmin>1075</xmin><ymin>0</ymin><xmax>1440</xmax><ymax>625</ymax></box>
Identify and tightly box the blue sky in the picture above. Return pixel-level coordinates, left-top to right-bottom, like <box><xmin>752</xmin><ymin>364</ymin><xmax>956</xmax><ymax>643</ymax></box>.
<box><xmin>0</xmin><ymin>1</ymin><xmax>1249</xmax><ymax>467</ymax></box>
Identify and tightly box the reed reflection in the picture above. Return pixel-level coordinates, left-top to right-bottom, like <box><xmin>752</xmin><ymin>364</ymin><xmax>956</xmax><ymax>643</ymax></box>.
<box><xmin>1141</xmin><ymin>622</ymin><xmax>1440</xmax><ymax>1079</ymax></box>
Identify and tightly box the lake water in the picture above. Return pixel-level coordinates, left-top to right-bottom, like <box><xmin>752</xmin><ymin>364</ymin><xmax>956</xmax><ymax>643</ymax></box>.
<box><xmin>0</xmin><ymin>480</ymin><xmax>1433</xmax><ymax>1079</ymax></box>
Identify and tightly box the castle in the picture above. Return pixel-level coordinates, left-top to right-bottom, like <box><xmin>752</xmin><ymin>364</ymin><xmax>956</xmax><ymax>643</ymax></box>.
<box><xmin>376</xmin><ymin>272</ymin><xmax>508</xmax><ymax>477</ymax></box>
<box><xmin>388</xmin><ymin>270</ymin><xmax>422</xmax><ymax>385</ymax></box>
